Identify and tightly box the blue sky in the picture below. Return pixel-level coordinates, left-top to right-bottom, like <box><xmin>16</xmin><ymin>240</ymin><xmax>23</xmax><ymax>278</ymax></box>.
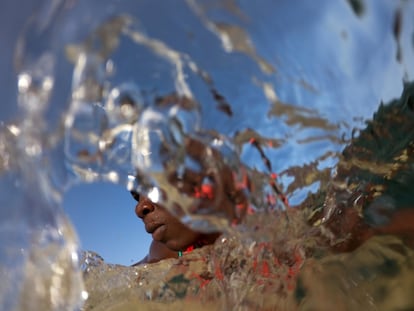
<box><xmin>3</xmin><ymin>0</ymin><xmax>413</xmax><ymax>268</ymax></box>
<box><xmin>63</xmin><ymin>182</ymin><xmax>150</xmax><ymax>265</ymax></box>
<box><xmin>55</xmin><ymin>0</ymin><xmax>414</xmax><ymax>267</ymax></box>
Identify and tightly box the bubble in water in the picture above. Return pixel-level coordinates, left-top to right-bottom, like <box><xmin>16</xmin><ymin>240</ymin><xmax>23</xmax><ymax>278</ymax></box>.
<box><xmin>105</xmin><ymin>83</ymin><xmax>143</xmax><ymax>125</ymax></box>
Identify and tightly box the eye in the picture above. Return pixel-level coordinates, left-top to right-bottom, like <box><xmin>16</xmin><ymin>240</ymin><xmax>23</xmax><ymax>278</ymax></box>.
<box><xmin>130</xmin><ymin>190</ymin><xmax>140</xmax><ymax>202</ymax></box>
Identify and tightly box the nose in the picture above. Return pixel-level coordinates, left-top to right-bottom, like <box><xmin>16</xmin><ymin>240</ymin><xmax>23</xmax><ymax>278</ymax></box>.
<box><xmin>135</xmin><ymin>197</ymin><xmax>155</xmax><ymax>219</ymax></box>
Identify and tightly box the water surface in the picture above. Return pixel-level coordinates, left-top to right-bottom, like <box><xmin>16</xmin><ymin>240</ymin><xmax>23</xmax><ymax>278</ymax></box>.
<box><xmin>1</xmin><ymin>0</ymin><xmax>414</xmax><ymax>310</ymax></box>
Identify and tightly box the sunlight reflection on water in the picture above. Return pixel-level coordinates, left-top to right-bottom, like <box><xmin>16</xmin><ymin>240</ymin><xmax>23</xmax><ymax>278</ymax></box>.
<box><xmin>1</xmin><ymin>0</ymin><xmax>414</xmax><ymax>310</ymax></box>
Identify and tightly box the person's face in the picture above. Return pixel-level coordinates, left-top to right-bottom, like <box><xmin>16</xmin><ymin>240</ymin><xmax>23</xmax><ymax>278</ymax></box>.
<box><xmin>132</xmin><ymin>192</ymin><xmax>203</xmax><ymax>251</ymax></box>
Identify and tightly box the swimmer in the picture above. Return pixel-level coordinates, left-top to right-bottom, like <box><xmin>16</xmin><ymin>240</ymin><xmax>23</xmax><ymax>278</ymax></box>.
<box><xmin>131</xmin><ymin>192</ymin><xmax>221</xmax><ymax>264</ymax></box>
<box><xmin>131</xmin><ymin>136</ymin><xmax>248</xmax><ymax>265</ymax></box>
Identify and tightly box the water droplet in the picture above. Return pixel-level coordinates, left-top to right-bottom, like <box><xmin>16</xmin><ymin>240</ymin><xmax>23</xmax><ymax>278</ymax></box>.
<box><xmin>106</xmin><ymin>83</ymin><xmax>143</xmax><ymax>124</ymax></box>
<box><xmin>18</xmin><ymin>73</ymin><xmax>32</xmax><ymax>93</ymax></box>
<box><xmin>81</xmin><ymin>290</ymin><xmax>89</xmax><ymax>301</ymax></box>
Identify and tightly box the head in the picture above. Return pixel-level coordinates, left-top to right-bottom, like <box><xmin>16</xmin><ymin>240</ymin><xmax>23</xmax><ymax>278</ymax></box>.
<box><xmin>131</xmin><ymin>191</ymin><xmax>220</xmax><ymax>251</ymax></box>
<box><xmin>131</xmin><ymin>136</ymin><xmax>248</xmax><ymax>252</ymax></box>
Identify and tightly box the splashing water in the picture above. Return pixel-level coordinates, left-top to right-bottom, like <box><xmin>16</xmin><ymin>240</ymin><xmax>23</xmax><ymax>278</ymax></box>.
<box><xmin>1</xmin><ymin>0</ymin><xmax>414</xmax><ymax>310</ymax></box>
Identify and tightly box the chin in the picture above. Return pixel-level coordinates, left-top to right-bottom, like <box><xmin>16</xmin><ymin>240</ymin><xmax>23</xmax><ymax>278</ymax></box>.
<box><xmin>165</xmin><ymin>241</ymin><xmax>181</xmax><ymax>251</ymax></box>
<box><xmin>166</xmin><ymin>239</ymin><xmax>191</xmax><ymax>251</ymax></box>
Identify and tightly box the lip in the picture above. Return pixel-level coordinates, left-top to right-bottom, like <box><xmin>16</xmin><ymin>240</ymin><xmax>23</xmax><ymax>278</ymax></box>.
<box><xmin>145</xmin><ymin>222</ymin><xmax>163</xmax><ymax>234</ymax></box>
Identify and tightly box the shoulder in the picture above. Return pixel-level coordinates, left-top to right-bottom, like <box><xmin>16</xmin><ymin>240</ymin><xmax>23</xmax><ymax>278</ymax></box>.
<box><xmin>147</xmin><ymin>240</ymin><xmax>178</xmax><ymax>263</ymax></box>
<box><xmin>132</xmin><ymin>240</ymin><xmax>177</xmax><ymax>266</ymax></box>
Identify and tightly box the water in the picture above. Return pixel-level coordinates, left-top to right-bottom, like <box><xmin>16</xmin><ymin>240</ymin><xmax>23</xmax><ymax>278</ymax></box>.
<box><xmin>1</xmin><ymin>0</ymin><xmax>414</xmax><ymax>310</ymax></box>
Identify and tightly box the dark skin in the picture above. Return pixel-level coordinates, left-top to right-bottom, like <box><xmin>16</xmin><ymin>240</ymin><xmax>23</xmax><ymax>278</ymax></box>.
<box><xmin>326</xmin><ymin>205</ymin><xmax>414</xmax><ymax>252</ymax></box>
<box><xmin>130</xmin><ymin>88</ymin><xmax>414</xmax><ymax>265</ymax></box>
<box><xmin>130</xmin><ymin>131</ymin><xmax>414</xmax><ymax>265</ymax></box>
<box><xmin>131</xmin><ymin>136</ymin><xmax>248</xmax><ymax>265</ymax></box>
<box><xmin>132</xmin><ymin>193</ymin><xmax>220</xmax><ymax>264</ymax></box>
<box><xmin>131</xmin><ymin>184</ymin><xmax>414</xmax><ymax>265</ymax></box>
<box><xmin>132</xmin><ymin>238</ymin><xmax>178</xmax><ymax>265</ymax></box>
